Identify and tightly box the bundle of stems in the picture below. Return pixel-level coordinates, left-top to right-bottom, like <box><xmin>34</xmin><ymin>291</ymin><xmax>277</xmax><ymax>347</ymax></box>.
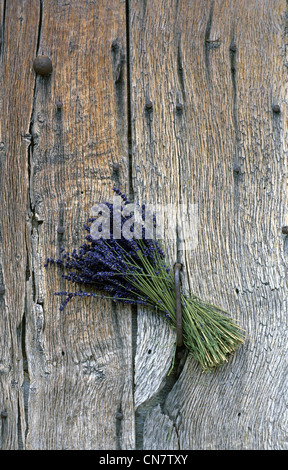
<box><xmin>115</xmin><ymin>240</ymin><xmax>245</xmax><ymax>371</ymax></box>
<box><xmin>45</xmin><ymin>187</ymin><xmax>245</xmax><ymax>371</ymax></box>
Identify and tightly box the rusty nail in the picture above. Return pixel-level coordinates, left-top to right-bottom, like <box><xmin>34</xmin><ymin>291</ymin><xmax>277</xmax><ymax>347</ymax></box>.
<box><xmin>174</xmin><ymin>262</ymin><xmax>183</xmax><ymax>348</ymax></box>
<box><xmin>176</xmin><ymin>102</ymin><xmax>183</xmax><ymax>112</ymax></box>
<box><xmin>57</xmin><ymin>226</ymin><xmax>65</xmax><ymax>234</ymax></box>
<box><xmin>282</xmin><ymin>226</ymin><xmax>288</xmax><ymax>235</ymax></box>
<box><xmin>230</xmin><ymin>43</ymin><xmax>237</xmax><ymax>52</ymax></box>
<box><xmin>113</xmin><ymin>162</ymin><xmax>120</xmax><ymax>172</ymax></box>
<box><xmin>33</xmin><ymin>55</ymin><xmax>53</xmax><ymax>76</ymax></box>
<box><xmin>111</xmin><ymin>39</ymin><xmax>119</xmax><ymax>51</ymax></box>
<box><xmin>1</xmin><ymin>411</ymin><xmax>7</xmax><ymax>419</ymax></box>
<box><xmin>272</xmin><ymin>104</ymin><xmax>280</xmax><ymax>114</ymax></box>
<box><xmin>145</xmin><ymin>99</ymin><xmax>153</xmax><ymax>111</ymax></box>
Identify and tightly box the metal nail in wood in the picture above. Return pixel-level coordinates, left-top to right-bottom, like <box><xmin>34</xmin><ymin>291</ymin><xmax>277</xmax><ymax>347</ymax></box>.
<box><xmin>174</xmin><ymin>262</ymin><xmax>183</xmax><ymax>348</ymax></box>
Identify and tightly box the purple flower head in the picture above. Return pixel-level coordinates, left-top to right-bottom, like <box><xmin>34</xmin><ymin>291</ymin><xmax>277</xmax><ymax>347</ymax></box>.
<box><xmin>45</xmin><ymin>187</ymin><xmax>171</xmax><ymax>316</ymax></box>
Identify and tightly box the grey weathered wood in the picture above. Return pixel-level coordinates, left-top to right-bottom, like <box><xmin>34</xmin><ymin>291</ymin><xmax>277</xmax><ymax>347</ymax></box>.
<box><xmin>0</xmin><ymin>0</ymin><xmax>40</xmax><ymax>449</ymax></box>
<box><xmin>1</xmin><ymin>0</ymin><xmax>287</xmax><ymax>450</ymax></box>
<box><xmin>130</xmin><ymin>0</ymin><xmax>288</xmax><ymax>450</ymax></box>
<box><xmin>1</xmin><ymin>0</ymin><xmax>134</xmax><ymax>450</ymax></box>
<box><xmin>25</xmin><ymin>0</ymin><xmax>134</xmax><ymax>450</ymax></box>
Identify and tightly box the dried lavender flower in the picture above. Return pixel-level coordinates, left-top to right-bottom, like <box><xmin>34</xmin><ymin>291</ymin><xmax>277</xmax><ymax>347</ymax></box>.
<box><xmin>45</xmin><ymin>187</ymin><xmax>245</xmax><ymax>371</ymax></box>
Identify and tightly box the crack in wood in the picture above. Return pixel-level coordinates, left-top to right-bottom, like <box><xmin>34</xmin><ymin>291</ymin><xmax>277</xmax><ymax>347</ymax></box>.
<box><xmin>20</xmin><ymin>1</ymin><xmax>44</xmax><ymax>449</ymax></box>
<box><xmin>111</xmin><ymin>38</ymin><xmax>126</xmax><ymax>141</ymax></box>
<box><xmin>230</xmin><ymin>28</ymin><xmax>239</xmax><ymax>165</ymax></box>
<box><xmin>125</xmin><ymin>0</ymin><xmax>134</xmax><ymax>203</ymax></box>
<box><xmin>177</xmin><ymin>38</ymin><xmax>186</xmax><ymax>103</ymax></box>
<box><xmin>204</xmin><ymin>0</ymin><xmax>215</xmax><ymax>82</ymax></box>
<box><xmin>135</xmin><ymin>357</ymin><xmax>185</xmax><ymax>450</ymax></box>
<box><xmin>111</xmin><ymin>302</ymin><xmax>130</xmax><ymax>450</ymax></box>
<box><xmin>17</xmin><ymin>312</ymin><xmax>30</xmax><ymax>449</ymax></box>
<box><xmin>115</xmin><ymin>402</ymin><xmax>123</xmax><ymax>450</ymax></box>
<box><xmin>229</xmin><ymin>24</ymin><xmax>243</xmax><ymax>247</ymax></box>
<box><xmin>36</xmin><ymin>0</ymin><xmax>43</xmax><ymax>56</ymax></box>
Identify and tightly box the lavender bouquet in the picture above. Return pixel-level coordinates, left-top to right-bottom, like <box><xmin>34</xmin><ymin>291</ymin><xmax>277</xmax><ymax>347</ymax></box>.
<box><xmin>45</xmin><ymin>187</ymin><xmax>245</xmax><ymax>371</ymax></box>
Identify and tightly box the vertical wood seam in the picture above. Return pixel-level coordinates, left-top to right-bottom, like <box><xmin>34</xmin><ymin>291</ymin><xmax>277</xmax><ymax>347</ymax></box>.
<box><xmin>204</xmin><ymin>0</ymin><xmax>215</xmax><ymax>82</ymax></box>
<box><xmin>36</xmin><ymin>0</ymin><xmax>43</xmax><ymax>56</ymax></box>
<box><xmin>125</xmin><ymin>0</ymin><xmax>134</xmax><ymax>203</ymax></box>
<box><xmin>125</xmin><ymin>0</ymin><xmax>138</xmax><ymax>450</ymax></box>
<box><xmin>22</xmin><ymin>0</ymin><xmax>44</xmax><ymax>449</ymax></box>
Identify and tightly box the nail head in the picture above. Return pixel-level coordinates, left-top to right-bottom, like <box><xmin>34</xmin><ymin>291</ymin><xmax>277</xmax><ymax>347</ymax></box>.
<box><xmin>145</xmin><ymin>100</ymin><xmax>153</xmax><ymax>111</ymax></box>
<box><xmin>57</xmin><ymin>226</ymin><xmax>65</xmax><ymax>234</ymax></box>
<box><xmin>113</xmin><ymin>162</ymin><xmax>120</xmax><ymax>171</ymax></box>
<box><xmin>230</xmin><ymin>43</ymin><xmax>237</xmax><ymax>52</ymax></box>
<box><xmin>282</xmin><ymin>226</ymin><xmax>288</xmax><ymax>235</ymax></box>
<box><xmin>233</xmin><ymin>164</ymin><xmax>241</xmax><ymax>174</ymax></box>
<box><xmin>176</xmin><ymin>102</ymin><xmax>183</xmax><ymax>112</ymax></box>
<box><xmin>1</xmin><ymin>411</ymin><xmax>7</xmax><ymax>419</ymax></box>
<box><xmin>111</xmin><ymin>39</ymin><xmax>119</xmax><ymax>51</ymax></box>
<box><xmin>272</xmin><ymin>104</ymin><xmax>280</xmax><ymax>114</ymax></box>
<box><xmin>0</xmin><ymin>286</ymin><xmax>5</xmax><ymax>295</ymax></box>
<box><xmin>33</xmin><ymin>55</ymin><xmax>53</xmax><ymax>76</ymax></box>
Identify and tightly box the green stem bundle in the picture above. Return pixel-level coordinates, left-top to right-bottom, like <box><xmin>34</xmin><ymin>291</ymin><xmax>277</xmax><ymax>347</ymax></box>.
<box><xmin>122</xmin><ymin>241</ymin><xmax>245</xmax><ymax>371</ymax></box>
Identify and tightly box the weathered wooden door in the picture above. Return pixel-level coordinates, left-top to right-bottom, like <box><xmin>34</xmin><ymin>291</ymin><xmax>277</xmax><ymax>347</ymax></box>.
<box><xmin>1</xmin><ymin>0</ymin><xmax>287</xmax><ymax>450</ymax></box>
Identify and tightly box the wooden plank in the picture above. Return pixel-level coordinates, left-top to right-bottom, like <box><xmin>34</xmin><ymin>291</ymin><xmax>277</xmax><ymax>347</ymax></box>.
<box><xmin>24</xmin><ymin>0</ymin><xmax>134</xmax><ymax>449</ymax></box>
<box><xmin>0</xmin><ymin>0</ymin><xmax>40</xmax><ymax>450</ymax></box>
<box><xmin>130</xmin><ymin>0</ymin><xmax>288</xmax><ymax>449</ymax></box>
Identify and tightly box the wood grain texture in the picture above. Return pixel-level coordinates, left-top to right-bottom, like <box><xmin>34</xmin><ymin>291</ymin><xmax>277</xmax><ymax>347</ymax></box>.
<box><xmin>1</xmin><ymin>0</ymin><xmax>287</xmax><ymax>451</ymax></box>
<box><xmin>1</xmin><ymin>0</ymin><xmax>134</xmax><ymax>450</ymax></box>
<box><xmin>0</xmin><ymin>0</ymin><xmax>40</xmax><ymax>449</ymax></box>
<box><xmin>130</xmin><ymin>0</ymin><xmax>288</xmax><ymax>450</ymax></box>
<box><xmin>25</xmin><ymin>0</ymin><xmax>134</xmax><ymax>450</ymax></box>
<box><xmin>134</xmin><ymin>308</ymin><xmax>176</xmax><ymax>409</ymax></box>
